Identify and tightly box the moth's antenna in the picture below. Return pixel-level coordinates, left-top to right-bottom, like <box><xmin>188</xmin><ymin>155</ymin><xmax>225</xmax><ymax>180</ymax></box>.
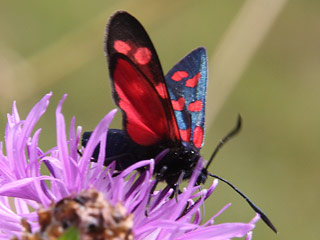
<box><xmin>208</xmin><ymin>173</ymin><xmax>277</xmax><ymax>233</ymax></box>
<box><xmin>205</xmin><ymin>115</ymin><xmax>242</xmax><ymax>170</ymax></box>
<box><xmin>205</xmin><ymin>115</ymin><xmax>277</xmax><ymax>233</ymax></box>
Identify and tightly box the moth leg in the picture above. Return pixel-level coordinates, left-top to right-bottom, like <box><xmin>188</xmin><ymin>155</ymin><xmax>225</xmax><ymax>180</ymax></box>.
<box><xmin>145</xmin><ymin>165</ymin><xmax>168</xmax><ymax>216</ymax></box>
<box><xmin>173</xmin><ymin>171</ymin><xmax>185</xmax><ymax>202</ymax></box>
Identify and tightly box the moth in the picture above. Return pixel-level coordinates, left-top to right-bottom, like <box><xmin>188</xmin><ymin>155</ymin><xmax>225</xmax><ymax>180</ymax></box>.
<box><xmin>82</xmin><ymin>11</ymin><xmax>277</xmax><ymax>233</ymax></box>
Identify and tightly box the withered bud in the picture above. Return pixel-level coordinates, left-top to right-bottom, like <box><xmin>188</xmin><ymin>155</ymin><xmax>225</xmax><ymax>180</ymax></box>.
<box><xmin>13</xmin><ymin>189</ymin><xmax>133</xmax><ymax>240</ymax></box>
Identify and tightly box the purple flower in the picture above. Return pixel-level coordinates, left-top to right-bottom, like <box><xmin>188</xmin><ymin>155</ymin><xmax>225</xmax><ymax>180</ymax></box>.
<box><xmin>0</xmin><ymin>94</ymin><xmax>259</xmax><ymax>239</ymax></box>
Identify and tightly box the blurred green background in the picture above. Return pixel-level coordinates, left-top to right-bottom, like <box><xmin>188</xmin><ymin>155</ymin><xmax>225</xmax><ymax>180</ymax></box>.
<box><xmin>0</xmin><ymin>0</ymin><xmax>319</xmax><ymax>239</ymax></box>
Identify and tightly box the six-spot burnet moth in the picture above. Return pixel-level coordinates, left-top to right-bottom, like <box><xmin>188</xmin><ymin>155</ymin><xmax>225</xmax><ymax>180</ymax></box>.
<box><xmin>82</xmin><ymin>11</ymin><xmax>277</xmax><ymax>233</ymax></box>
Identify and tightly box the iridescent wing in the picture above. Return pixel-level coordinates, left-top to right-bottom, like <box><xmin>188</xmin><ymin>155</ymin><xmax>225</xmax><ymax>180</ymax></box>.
<box><xmin>165</xmin><ymin>47</ymin><xmax>207</xmax><ymax>149</ymax></box>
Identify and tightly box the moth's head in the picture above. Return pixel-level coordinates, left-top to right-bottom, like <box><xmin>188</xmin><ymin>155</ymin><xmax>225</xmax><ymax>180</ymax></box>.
<box><xmin>154</xmin><ymin>142</ymin><xmax>201</xmax><ymax>185</ymax></box>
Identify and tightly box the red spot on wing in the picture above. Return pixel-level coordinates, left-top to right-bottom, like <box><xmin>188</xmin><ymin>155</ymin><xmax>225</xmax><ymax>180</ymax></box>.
<box><xmin>113</xmin><ymin>58</ymin><xmax>174</xmax><ymax>145</ymax></box>
<box><xmin>114</xmin><ymin>40</ymin><xmax>131</xmax><ymax>55</ymax></box>
<box><xmin>171</xmin><ymin>71</ymin><xmax>189</xmax><ymax>81</ymax></box>
<box><xmin>193</xmin><ymin>126</ymin><xmax>203</xmax><ymax>149</ymax></box>
<box><xmin>185</xmin><ymin>72</ymin><xmax>201</xmax><ymax>88</ymax></box>
<box><xmin>155</xmin><ymin>82</ymin><xmax>168</xmax><ymax>99</ymax></box>
<box><xmin>134</xmin><ymin>47</ymin><xmax>152</xmax><ymax>65</ymax></box>
<box><xmin>188</xmin><ymin>100</ymin><xmax>203</xmax><ymax>112</ymax></box>
<box><xmin>171</xmin><ymin>97</ymin><xmax>185</xmax><ymax>111</ymax></box>
<box><xmin>179</xmin><ymin>128</ymin><xmax>191</xmax><ymax>142</ymax></box>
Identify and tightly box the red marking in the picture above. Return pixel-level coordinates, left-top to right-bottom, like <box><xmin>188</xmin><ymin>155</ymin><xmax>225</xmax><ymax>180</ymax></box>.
<box><xmin>114</xmin><ymin>59</ymin><xmax>168</xmax><ymax>145</ymax></box>
<box><xmin>179</xmin><ymin>128</ymin><xmax>191</xmax><ymax>142</ymax></box>
<box><xmin>171</xmin><ymin>71</ymin><xmax>189</xmax><ymax>81</ymax></box>
<box><xmin>155</xmin><ymin>82</ymin><xmax>168</xmax><ymax>99</ymax></box>
<box><xmin>188</xmin><ymin>100</ymin><xmax>203</xmax><ymax>112</ymax></box>
<box><xmin>113</xmin><ymin>58</ymin><xmax>180</xmax><ymax>145</ymax></box>
<box><xmin>185</xmin><ymin>72</ymin><xmax>201</xmax><ymax>88</ymax></box>
<box><xmin>193</xmin><ymin>126</ymin><xmax>203</xmax><ymax>148</ymax></box>
<box><xmin>171</xmin><ymin>97</ymin><xmax>185</xmax><ymax>111</ymax></box>
<box><xmin>134</xmin><ymin>47</ymin><xmax>152</xmax><ymax>65</ymax></box>
<box><xmin>114</xmin><ymin>40</ymin><xmax>131</xmax><ymax>55</ymax></box>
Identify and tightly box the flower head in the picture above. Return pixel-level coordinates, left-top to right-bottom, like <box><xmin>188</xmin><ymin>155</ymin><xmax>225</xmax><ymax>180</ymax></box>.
<box><xmin>0</xmin><ymin>94</ymin><xmax>258</xmax><ymax>239</ymax></box>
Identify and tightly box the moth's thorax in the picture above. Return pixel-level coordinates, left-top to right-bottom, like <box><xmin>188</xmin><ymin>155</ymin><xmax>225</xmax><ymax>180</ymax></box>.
<box><xmin>155</xmin><ymin>142</ymin><xmax>201</xmax><ymax>186</ymax></box>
